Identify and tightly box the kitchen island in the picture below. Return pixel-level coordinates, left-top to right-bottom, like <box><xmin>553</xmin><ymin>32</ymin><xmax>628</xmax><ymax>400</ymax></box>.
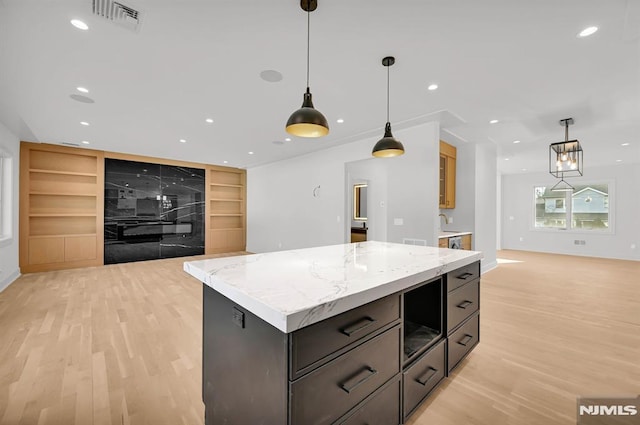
<box><xmin>184</xmin><ymin>241</ymin><xmax>482</xmax><ymax>424</ymax></box>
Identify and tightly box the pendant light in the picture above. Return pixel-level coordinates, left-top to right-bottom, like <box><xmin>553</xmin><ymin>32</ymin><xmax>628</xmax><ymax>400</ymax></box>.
<box><xmin>549</xmin><ymin>118</ymin><xmax>583</xmax><ymax>192</ymax></box>
<box><xmin>372</xmin><ymin>56</ymin><xmax>405</xmax><ymax>157</ymax></box>
<box><xmin>286</xmin><ymin>0</ymin><xmax>329</xmax><ymax>138</ymax></box>
<box><xmin>549</xmin><ymin>118</ymin><xmax>583</xmax><ymax>178</ymax></box>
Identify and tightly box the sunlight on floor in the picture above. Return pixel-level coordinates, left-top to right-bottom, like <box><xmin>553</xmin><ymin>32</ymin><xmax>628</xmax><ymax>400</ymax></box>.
<box><xmin>496</xmin><ymin>258</ymin><xmax>524</xmax><ymax>264</ymax></box>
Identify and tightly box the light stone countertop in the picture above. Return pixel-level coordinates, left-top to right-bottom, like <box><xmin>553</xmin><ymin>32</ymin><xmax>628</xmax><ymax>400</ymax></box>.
<box><xmin>438</xmin><ymin>231</ymin><xmax>472</xmax><ymax>239</ymax></box>
<box><xmin>184</xmin><ymin>241</ymin><xmax>482</xmax><ymax>333</ymax></box>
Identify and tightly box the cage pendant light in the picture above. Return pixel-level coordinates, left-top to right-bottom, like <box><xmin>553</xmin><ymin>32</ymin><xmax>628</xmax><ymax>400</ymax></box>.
<box><xmin>372</xmin><ymin>56</ymin><xmax>405</xmax><ymax>157</ymax></box>
<box><xmin>549</xmin><ymin>118</ymin><xmax>583</xmax><ymax>178</ymax></box>
<box><xmin>286</xmin><ymin>0</ymin><xmax>329</xmax><ymax>138</ymax></box>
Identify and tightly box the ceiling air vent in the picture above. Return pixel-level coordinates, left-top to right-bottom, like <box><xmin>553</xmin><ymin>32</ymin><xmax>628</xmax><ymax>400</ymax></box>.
<box><xmin>92</xmin><ymin>0</ymin><xmax>143</xmax><ymax>32</ymax></box>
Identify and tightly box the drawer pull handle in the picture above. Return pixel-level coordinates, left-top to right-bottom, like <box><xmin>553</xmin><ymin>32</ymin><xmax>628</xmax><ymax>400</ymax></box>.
<box><xmin>340</xmin><ymin>367</ymin><xmax>378</xmax><ymax>394</ymax></box>
<box><xmin>456</xmin><ymin>272</ymin><xmax>474</xmax><ymax>280</ymax></box>
<box><xmin>458</xmin><ymin>334</ymin><xmax>473</xmax><ymax>347</ymax></box>
<box><xmin>457</xmin><ymin>300</ymin><xmax>473</xmax><ymax>309</ymax></box>
<box><xmin>416</xmin><ymin>367</ymin><xmax>438</xmax><ymax>386</ymax></box>
<box><xmin>340</xmin><ymin>317</ymin><xmax>376</xmax><ymax>337</ymax></box>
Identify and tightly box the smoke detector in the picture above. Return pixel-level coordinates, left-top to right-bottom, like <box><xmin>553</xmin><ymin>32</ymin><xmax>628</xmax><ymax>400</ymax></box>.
<box><xmin>92</xmin><ymin>0</ymin><xmax>143</xmax><ymax>32</ymax></box>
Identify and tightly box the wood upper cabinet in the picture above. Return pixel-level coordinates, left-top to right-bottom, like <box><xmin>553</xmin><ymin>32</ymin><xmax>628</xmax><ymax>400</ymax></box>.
<box><xmin>439</xmin><ymin>141</ymin><xmax>456</xmax><ymax>209</ymax></box>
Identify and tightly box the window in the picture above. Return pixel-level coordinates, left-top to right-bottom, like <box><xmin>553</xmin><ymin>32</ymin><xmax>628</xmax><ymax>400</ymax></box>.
<box><xmin>534</xmin><ymin>183</ymin><xmax>610</xmax><ymax>231</ymax></box>
<box><xmin>0</xmin><ymin>151</ymin><xmax>12</xmax><ymax>242</ymax></box>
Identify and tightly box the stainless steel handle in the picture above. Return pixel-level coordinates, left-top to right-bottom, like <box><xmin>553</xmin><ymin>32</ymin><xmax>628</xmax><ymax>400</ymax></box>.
<box><xmin>340</xmin><ymin>367</ymin><xmax>378</xmax><ymax>394</ymax></box>
<box><xmin>416</xmin><ymin>367</ymin><xmax>438</xmax><ymax>386</ymax></box>
<box><xmin>340</xmin><ymin>317</ymin><xmax>376</xmax><ymax>337</ymax></box>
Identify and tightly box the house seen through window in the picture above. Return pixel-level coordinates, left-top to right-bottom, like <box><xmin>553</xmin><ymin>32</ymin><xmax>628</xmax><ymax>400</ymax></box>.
<box><xmin>534</xmin><ymin>183</ymin><xmax>610</xmax><ymax>231</ymax></box>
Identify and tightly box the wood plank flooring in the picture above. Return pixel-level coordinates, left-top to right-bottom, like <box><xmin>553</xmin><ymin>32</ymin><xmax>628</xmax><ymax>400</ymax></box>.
<box><xmin>0</xmin><ymin>250</ymin><xmax>638</xmax><ymax>425</ymax></box>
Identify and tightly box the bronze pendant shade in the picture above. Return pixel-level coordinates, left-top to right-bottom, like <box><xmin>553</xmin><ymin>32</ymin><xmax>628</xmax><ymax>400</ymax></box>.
<box><xmin>286</xmin><ymin>0</ymin><xmax>329</xmax><ymax>138</ymax></box>
<box><xmin>372</xmin><ymin>56</ymin><xmax>405</xmax><ymax>157</ymax></box>
<box><xmin>286</xmin><ymin>87</ymin><xmax>329</xmax><ymax>138</ymax></box>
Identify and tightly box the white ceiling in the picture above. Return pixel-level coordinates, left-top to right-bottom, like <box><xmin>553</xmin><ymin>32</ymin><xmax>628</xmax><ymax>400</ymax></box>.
<box><xmin>0</xmin><ymin>0</ymin><xmax>638</xmax><ymax>174</ymax></box>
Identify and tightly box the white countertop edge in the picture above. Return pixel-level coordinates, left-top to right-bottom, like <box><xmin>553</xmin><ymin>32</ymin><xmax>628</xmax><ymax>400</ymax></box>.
<box><xmin>438</xmin><ymin>231</ymin><xmax>472</xmax><ymax>239</ymax></box>
<box><xmin>184</xmin><ymin>250</ymin><xmax>482</xmax><ymax>333</ymax></box>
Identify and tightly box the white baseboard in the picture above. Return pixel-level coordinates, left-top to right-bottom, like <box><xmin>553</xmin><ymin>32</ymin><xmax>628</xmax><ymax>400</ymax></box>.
<box><xmin>0</xmin><ymin>268</ymin><xmax>20</xmax><ymax>293</ymax></box>
<box><xmin>481</xmin><ymin>259</ymin><xmax>498</xmax><ymax>275</ymax></box>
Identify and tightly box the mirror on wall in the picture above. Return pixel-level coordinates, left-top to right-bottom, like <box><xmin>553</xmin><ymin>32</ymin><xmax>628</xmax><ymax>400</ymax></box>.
<box><xmin>353</xmin><ymin>184</ymin><xmax>368</xmax><ymax>220</ymax></box>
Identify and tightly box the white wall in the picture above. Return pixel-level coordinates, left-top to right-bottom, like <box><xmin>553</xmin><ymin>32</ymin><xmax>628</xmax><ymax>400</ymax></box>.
<box><xmin>474</xmin><ymin>143</ymin><xmax>498</xmax><ymax>272</ymax></box>
<box><xmin>501</xmin><ymin>163</ymin><xmax>640</xmax><ymax>261</ymax></box>
<box><xmin>247</xmin><ymin>122</ymin><xmax>440</xmax><ymax>253</ymax></box>
<box><xmin>436</xmin><ymin>139</ymin><xmax>498</xmax><ymax>273</ymax></box>
<box><xmin>441</xmin><ymin>141</ymin><xmax>475</xmax><ymax>233</ymax></box>
<box><xmin>0</xmin><ymin>121</ymin><xmax>20</xmax><ymax>292</ymax></box>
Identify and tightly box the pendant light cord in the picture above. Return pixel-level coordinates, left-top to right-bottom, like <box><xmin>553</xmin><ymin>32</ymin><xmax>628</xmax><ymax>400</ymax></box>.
<box><xmin>386</xmin><ymin>63</ymin><xmax>390</xmax><ymax>122</ymax></box>
<box><xmin>306</xmin><ymin>7</ymin><xmax>310</xmax><ymax>89</ymax></box>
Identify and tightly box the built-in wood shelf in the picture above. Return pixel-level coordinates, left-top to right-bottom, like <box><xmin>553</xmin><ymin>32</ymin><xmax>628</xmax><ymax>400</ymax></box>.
<box><xmin>29</xmin><ymin>169</ymin><xmax>98</xmax><ymax>177</ymax></box>
<box><xmin>29</xmin><ymin>192</ymin><xmax>97</xmax><ymax>197</ymax></box>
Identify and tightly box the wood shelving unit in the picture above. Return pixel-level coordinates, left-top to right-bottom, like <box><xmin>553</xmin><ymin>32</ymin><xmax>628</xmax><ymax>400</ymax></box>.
<box><xmin>206</xmin><ymin>166</ymin><xmax>246</xmax><ymax>254</ymax></box>
<box><xmin>20</xmin><ymin>142</ymin><xmax>104</xmax><ymax>272</ymax></box>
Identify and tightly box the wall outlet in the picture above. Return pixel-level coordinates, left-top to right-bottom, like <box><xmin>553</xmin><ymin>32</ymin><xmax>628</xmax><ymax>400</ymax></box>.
<box><xmin>448</xmin><ymin>216</ymin><xmax>454</xmax><ymax>224</ymax></box>
<box><xmin>278</xmin><ymin>242</ymin><xmax>282</xmax><ymax>249</ymax></box>
<box><xmin>519</xmin><ymin>237</ymin><xmax>524</xmax><ymax>242</ymax></box>
<box><xmin>631</xmin><ymin>244</ymin><xmax>636</xmax><ymax>250</ymax></box>
<box><xmin>336</xmin><ymin>215</ymin><xmax>341</xmax><ymax>223</ymax></box>
<box><xmin>394</xmin><ymin>218</ymin><xmax>403</xmax><ymax>226</ymax></box>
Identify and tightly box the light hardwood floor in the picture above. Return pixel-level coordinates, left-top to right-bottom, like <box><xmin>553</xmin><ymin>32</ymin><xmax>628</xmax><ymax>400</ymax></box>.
<box><xmin>0</xmin><ymin>250</ymin><xmax>638</xmax><ymax>425</ymax></box>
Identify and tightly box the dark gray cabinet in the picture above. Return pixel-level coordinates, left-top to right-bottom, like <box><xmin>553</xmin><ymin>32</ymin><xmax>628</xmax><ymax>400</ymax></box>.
<box><xmin>202</xmin><ymin>260</ymin><xmax>480</xmax><ymax>424</ymax></box>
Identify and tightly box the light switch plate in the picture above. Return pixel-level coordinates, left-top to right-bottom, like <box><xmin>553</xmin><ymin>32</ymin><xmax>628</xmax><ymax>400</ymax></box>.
<box><xmin>394</xmin><ymin>218</ymin><xmax>403</xmax><ymax>226</ymax></box>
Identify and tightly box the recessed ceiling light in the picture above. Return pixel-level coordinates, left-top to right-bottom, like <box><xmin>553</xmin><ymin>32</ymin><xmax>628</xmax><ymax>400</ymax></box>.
<box><xmin>427</xmin><ymin>84</ymin><xmax>438</xmax><ymax>91</ymax></box>
<box><xmin>179</xmin><ymin>139</ymin><xmax>186</xmax><ymax>143</ymax></box>
<box><xmin>80</xmin><ymin>121</ymin><xmax>89</xmax><ymax>126</ymax></box>
<box><xmin>513</xmin><ymin>140</ymin><xmax>521</xmax><ymax>144</ymax></box>
<box><xmin>522</xmin><ymin>168</ymin><xmax>527</xmax><ymax>171</ymax></box>
<box><xmin>616</xmin><ymin>159</ymin><xmax>622</xmax><ymax>162</ymax></box>
<box><xmin>578</xmin><ymin>26</ymin><xmax>598</xmax><ymax>38</ymax></box>
<box><xmin>621</xmin><ymin>142</ymin><xmax>630</xmax><ymax>146</ymax></box>
<box><xmin>504</xmin><ymin>158</ymin><xmax>510</xmax><ymax>161</ymax></box>
<box><xmin>81</xmin><ymin>141</ymin><xmax>90</xmax><ymax>145</ymax></box>
<box><xmin>248</xmin><ymin>151</ymin><xmax>254</xmax><ymax>155</ymax></box>
<box><xmin>223</xmin><ymin>160</ymin><xmax>228</xmax><ymax>164</ymax></box>
<box><xmin>489</xmin><ymin>119</ymin><xmax>499</xmax><ymax>124</ymax></box>
<box><xmin>71</xmin><ymin>19</ymin><xmax>89</xmax><ymax>30</ymax></box>
<box><xmin>336</xmin><ymin>119</ymin><xmax>344</xmax><ymax>123</ymax></box>
<box><xmin>205</xmin><ymin>118</ymin><xmax>214</xmax><ymax>123</ymax></box>
<box><xmin>76</xmin><ymin>87</ymin><xmax>89</xmax><ymax>93</ymax></box>
<box><xmin>70</xmin><ymin>94</ymin><xmax>94</xmax><ymax>103</ymax></box>
<box><xmin>259</xmin><ymin>70</ymin><xmax>283</xmax><ymax>83</ymax></box>
<box><xmin>285</xmin><ymin>138</ymin><xmax>291</xmax><ymax>142</ymax></box>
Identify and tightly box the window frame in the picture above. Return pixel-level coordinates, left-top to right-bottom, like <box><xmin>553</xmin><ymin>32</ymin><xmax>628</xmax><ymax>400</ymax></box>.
<box><xmin>531</xmin><ymin>179</ymin><xmax>614</xmax><ymax>235</ymax></box>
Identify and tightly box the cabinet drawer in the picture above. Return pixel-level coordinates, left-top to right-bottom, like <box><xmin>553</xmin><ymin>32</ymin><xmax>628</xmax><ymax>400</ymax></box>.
<box><xmin>339</xmin><ymin>377</ymin><xmax>401</xmax><ymax>425</ymax></box>
<box><xmin>447</xmin><ymin>261</ymin><xmax>480</xmax><ymax>292</ymax></box>
<box><xmin>290</xmin><ymin>326</ymin><xmax>401</xmax><ymax>425</ymax></box>
<box><xmin>447</xmin><ymin>313</ymin><xmax>479</xmax><ymax>374</ymax></box>
<box><xmin>403</xmin><ymin>338</ymin><xmax>446</xmax><ymax>420</ymax></box>
<box><xmin>447</xmin><ymin>280</ymin><xmax>479</xmax><ymax>333</ymax></box>
<box><xmin>291</xmin><ymin>294</ymin><xmax>400</xmax><ymax>378</ymax></box>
